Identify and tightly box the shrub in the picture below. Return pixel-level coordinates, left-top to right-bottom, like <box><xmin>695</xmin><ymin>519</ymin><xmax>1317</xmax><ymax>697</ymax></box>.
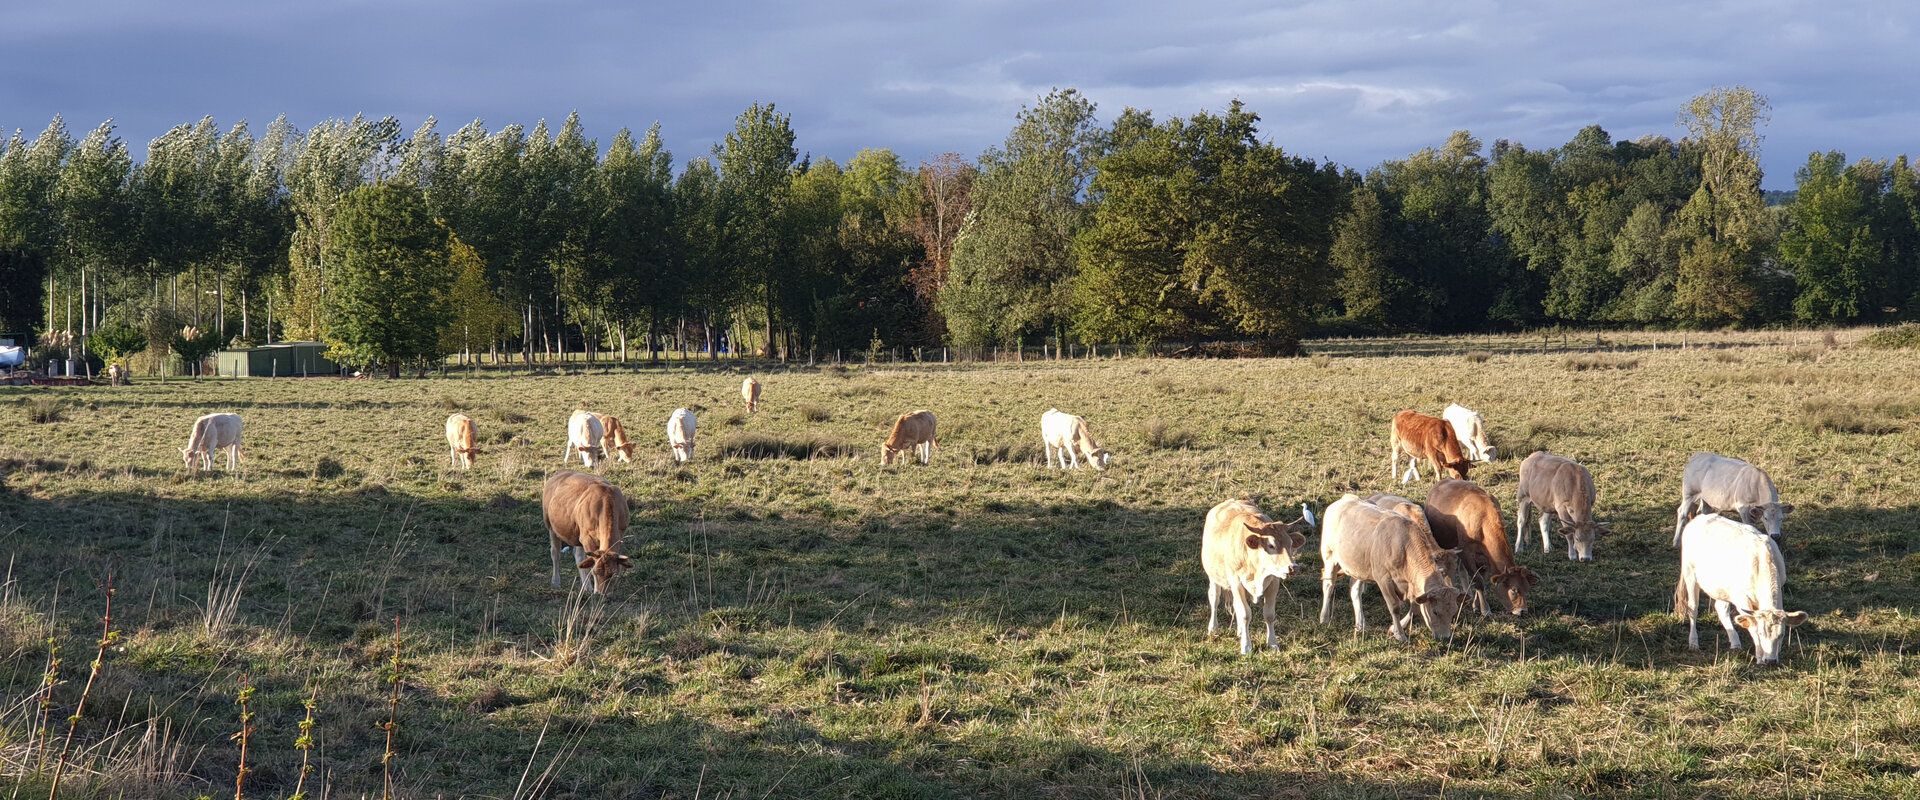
<box><xmin>25</xmin><ymin>397</ymin><xmax>63</xmax><ymax>424</ymax></box>
<box><xmin>1562</xmin><ymin>354</ymin><xmax>1639</xmax><ymax>371</ymax></box>
<box><xmin>1784</xmin><ymin>347</ymin><xmax>1822</xmax><ymax>363</ymax></box>
<box><xmin>718</xmin><ymin>432</ymin><xmax>852</xmax><ymax>460</ymax></box>
<box><xmin>313</xmin><ymin>456</ymin><xmax>346</xmax><ymax>479</ymax></box>
<box><xmin>1858</xmin><ymin>324</ymin><xmax>1920</xmax><ymax>350</ymax></box>
<box><xmin>1463</xmin><ymin>350</ymin><xmax>1491</xmax><ymax>364</ymax></box>
<box><xmin>1141</xmin><ymin>416</ymin><xmax>1194</xmax><ymax>450</ymax></box>
<box><xmin>797</xmin><ymin>404</ymin><xmax>832</xmax><ymax>422</ymax></box>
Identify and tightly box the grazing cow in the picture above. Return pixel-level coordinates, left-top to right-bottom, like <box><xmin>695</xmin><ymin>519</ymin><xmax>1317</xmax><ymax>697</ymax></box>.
<box><xmin>1320</xmin><ymin>494</ymin><xmax>1467</xmax><ymax>643</ymax></box>
<box><xmin>1675</xmin><ymin>452</ymin><xmax>1793</xmax><ymax>545</ymax></box>
<box><xmin>1041</xmin><ymin>409</ymin><xmax>1111</xmax><ymax>470</ymax></box>
<box><xmin>1675</xmin><ymin>513</ymin><xmax>1807</xmax><ymax>665</ymax></box>
<box><xmin>1425</xmin><ymin>480</ymin><xmax>1538</xmax><ymax>616</ymax></box>
<box><xmin>1362</xmin><ymin>493</ymin><xmax>1431</xmax><ymax>533</ymax></box>
<box><xmin>593</xmin><ymin>413</ymin><xmax>634</xmax><ymax>463</ymax></box>
<box><xmin>880</xmin><ymin>410</ymin><xmax>937</xmax><ymax>466</ymax></box>
<box><xmin>666</xmin><ymin>408</ymin><xmax>697</xmax><ymax>463</ymax></box>
<box><xmin>564</xmin><ymin>411</ymin><xmax>605</xmax><ymax>468</ymax></box>
<box><xmin>445</xmin><ymin>413</ymin><xmax>480</xmax><ymax>469</ymax></box>
<box><xmin>1442</xmin><ymin>404</ymin><xmax>1496</xmax><ymax>463</ymax></box>
<box><xmin>181</xmin><ymin>413</ymin><xmax>244</xmax><ymax>471</ymax></box>
<box><xmin>1515</xmin><ymin>451</ymin><xmax>1607</xmax><ymax>562</ymax></box>
<box><xmin>742</xmin><ymin>377</ymin><xmax>761</xmax><ymax>412</ymax></box>
<box><xmin>1389</xmin><ymin>410</ymin><xmax>1472</xmax><ymax>484</ymax></box>
<box><xmin>542</xmin><ymin>469</ymin><xmax>634</xmax><ymax>595</ymax></box>
<box><xmin>1201</xmin><ymin>499</ymin><xmax>1312</xmax><ymax>654</ymax></box>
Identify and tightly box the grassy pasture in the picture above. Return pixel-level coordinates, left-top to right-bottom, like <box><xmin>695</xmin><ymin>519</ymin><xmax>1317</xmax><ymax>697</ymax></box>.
<box><xmin>2</xmin><ymin>330</ymin><xmax>1918</xmax><ymax>798</ymax></box>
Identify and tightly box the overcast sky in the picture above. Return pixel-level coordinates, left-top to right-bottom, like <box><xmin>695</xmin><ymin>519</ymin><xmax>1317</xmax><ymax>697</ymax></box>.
<box><xmin>3</xmin><ymin>1</ymin><xmax>1914</xmax><ymax>189</ymax></box>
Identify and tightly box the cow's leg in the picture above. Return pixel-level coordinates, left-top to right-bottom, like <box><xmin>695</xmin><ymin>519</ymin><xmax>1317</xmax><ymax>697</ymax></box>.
<box><xmin>1538</xmin><ymin>512</ymin><xmax>1554</xmax><ymax>555</ymax></box>
<box><xmin>1260</xmin><ymin>581</ymin><xmax>1280</xmax><ymax>650</ymax></box>
<box><xmin>1379</xmin><ymin>583</ymin><xmax>1410</xmax><ymax>642</ymax></box>
<box><xmin>1349</xmin><ymin>579</ymin><xmax>1369</xmax><ymax>633</ymax></box>
<box><xmin>1207</xmin><ymin>582</ymin><xmax>1220</xmax><ymax>636</ymax></box>
<box><xmin>1044</xmin><ymin>442</ymin><xmax>1056</xmax><ymax>469</ymax></box>
<box><xmin>550</xmin><ymin>536</ymin><xmax>570</xmax><ymax>589</ymax></box>
<box><xmin>1681</xmin><ymin>573</ymin><xmax>1701</xmax><ymax>650</ymax></box>
<box><xmin>1319</xmin><ymin>569</ymin><xmax>1337</xmax><ymax>625</ymax></box>
<box><xmin>1673</xmin><ymin>491</ymin><xmax>1696</xmax><ymax>547</ymax></box>
<box><xmin>1065</xmin><ymin>445</ymin><xmax>1079</xmax><ymax>469</ymax></box>
<box><xmin>1714</xmin><ymin>600</ymin><xmax>1742</xmax><ymax>650</ymax></box>
<box><xmin>1231</xmin><ymin>588</ymin><xmax>1253</xmax><ymax>655</ymax></box>
<box><xmin>1514</xmin><ymin>498</ymin><xmax>1531</xmax><ymax>552</ymax></box>
<box><xmin>574</xmin><ymin>546</ymin><xmax>595</xmax><ymax>594</ymax></box>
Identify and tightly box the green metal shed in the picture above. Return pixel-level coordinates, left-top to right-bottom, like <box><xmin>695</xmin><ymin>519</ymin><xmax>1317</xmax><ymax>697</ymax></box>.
<box><xmin>214</xmin><ymin>342</ymin><xmax>340</xmax><ymax>377</ymax></box>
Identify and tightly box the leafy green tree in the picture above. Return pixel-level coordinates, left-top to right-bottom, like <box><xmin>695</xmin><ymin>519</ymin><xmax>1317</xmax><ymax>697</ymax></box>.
<box><xmin>591</xmin><ymin>124</ymin><xmax>678</xmax><ymax>360</ymax></box>
<box><xmin>1781</xmin><ymin>151</ymin><xmax>1879</xmax><ymax>323</ymax></box>
<box><xmin>943</xmin><ymin>88</ymin><xmax>1105</xmax><ymax>348</ymax></box>
<box><xmin>168</xmin><ymin>325</ymin><xmax>222</xmax><ymax>377</ymax></box>
<box><xmin>321</xmin><ymin>182</ymin><xmax>453</xmax><ymax>377</ymax></box>
<box><xmin>88</xmin><ymin>322</ymin><xmax>145</xmax><ymax>383</ymax></box>
<box><xmin>715</xmin><ymin>103</ymin><xmax>799</xmax><ymax>357</ymax></box>
<box><xmin>53</xmin><ymin>121</ymin><xmax>134</xmax><ymax>350</ymax></box>
<box><xmin>441</xmin><ymin>233</ymin><xmax>516</xmax><ymax>363</ymax></box>
<box><xmin>908</xmin><ymin>153</ymin><xmax>974</xmax><ymax>341</ymax></box>
<box><xmin>284</xmin><ymin>115</ymin><xmax>400</xmax><ymax>340</ymax></box>
<box><xmin>1672</xmin><ymin>86</ymin><xmax>1773</xmax><ymax>325</ymax></box>
<box><xmin>1330</xmin><ymin>188</ymin><xmax>1401</xmax><ymax>328</ymax></box>
<box><xmin>0</xmin><ymin>118</ymin><xmax>73</xmax><ymax>337</ymax></box>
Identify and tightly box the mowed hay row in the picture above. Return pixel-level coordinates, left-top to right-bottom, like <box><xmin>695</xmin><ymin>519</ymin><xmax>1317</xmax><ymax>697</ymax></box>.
<box><xmin>1</xmin><ymin>339</ymin><xmax>1918</xmax><ymax>798</ymax></box>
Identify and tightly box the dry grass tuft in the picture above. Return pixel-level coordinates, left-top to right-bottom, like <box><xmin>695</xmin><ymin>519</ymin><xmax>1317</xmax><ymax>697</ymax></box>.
<box><xmin>1561</xmin><ymin>353</ymin><xmax>1639</xmax><ymax>371</ymax></box>
<box><xmin>1140</xmin><ymin>416</ymin><xmax>1194</xmax><ymax>450</ymax></box>
<box><xmin>1859</xmin><ymin>324</ymin><xmax>1920</xmax><ymax>350</ymax></box>
<box><xmin>797</xmin><ymin>404</ymin><xmax>832</xmax><ymax>422</ymax></box>
<box><xmin>24</xmin><ymin>397</ymin><xmax>63</xmax><ymax>424</ymax></box>
<box><xmin>717</xmin><ymin>432</ymin><xmax>852</xmax><ymax>460</ymax></box>
<box><xmin>1463</xmin><ymin>350</ymin><xmax>1491</xmax><ymax>364</ymax></box>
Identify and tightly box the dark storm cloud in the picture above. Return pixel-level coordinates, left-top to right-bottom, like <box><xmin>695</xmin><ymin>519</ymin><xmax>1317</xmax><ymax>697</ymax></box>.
<box><xmin>2</xmin><ymin>1</ymin><xmax>1914</xmax><ymax>187</ymax></box>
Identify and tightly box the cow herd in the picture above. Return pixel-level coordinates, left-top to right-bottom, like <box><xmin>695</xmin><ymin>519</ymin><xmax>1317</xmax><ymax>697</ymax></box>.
<box><xmin>172</xmin><ymin>381</ymin><xmax>1808</xmax><ymax>667</ymax></box>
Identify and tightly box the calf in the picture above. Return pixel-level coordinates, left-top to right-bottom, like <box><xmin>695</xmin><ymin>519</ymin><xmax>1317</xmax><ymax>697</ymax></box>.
<box><xmin>1389</xmin><ymin>410</ymin><xmax>1472</xmax><ymax>484</ymax></box>
<box><xmin>666</xmin><ymin>407</ymin><xmax>697</xmax><ymax>463</ymax></box>
<box><xmin>564</xmin><ymin>411</ymin><xmax>605</xmax><ymax>468</ymax></box>
<box><xmin>181</xmin><ymin>413</ymin><xmax>244</xmax><ymax>471</ymax></box>
<box><xmin>1675</xmin><ymin>452</ymin><xmax>1792</xmax><ymax>544</ymax></box>
<box><xmin>1675</xmin><ymin>513</ymin><xmax>1807</xmax><ymax>665</ymax></box>
<box><xmin>594</xmin><ymin>413</ymin><xmax>634</xmax><ymax>463</ymax></box>
<box><xmin>742</xmin><ymin>377</ymin><xmax>761</xmax><ymax>412</ymax></box>
<box><xmin>1425</xmin><ymin>479</ymin><xmax>1538</xmax><ymax>616</ymax></box>
<box><xmin>1041</xmin><ymin>409</ymin><xmax>1111</xmax><ymax>470</ymax></box>
<box><xmin>880</xmin><ymin>410</ymin><xmax>937</xmax><ymax>466</ymax></box>
<box><xmin>1201</xmin><ymin>499</ymin><xmax>1311</xmax><ymax>654</ymax></box>
<box><xmin>1320</xmin><ymin>494</ymin><xmax>1467</xmax><ymax>643</ymax></box>
<box><xmin>542</xmin><ymin>469</ymin><xmax>634</xmax><ymax>595</ymax></box>
<box><xmin>1515</xmin><ymin>451</ymin><xmax>1607</xmax><ymax>561</ymax></box>
<box><xmin>1442</xmin><ymin>403</ymin><xmax>1496</xmax><ymax>462</ymax></box>
<box><xmin>445</xmin><ymin>413</ymin><xmax>480</xmax><ymax>469</ymax></box>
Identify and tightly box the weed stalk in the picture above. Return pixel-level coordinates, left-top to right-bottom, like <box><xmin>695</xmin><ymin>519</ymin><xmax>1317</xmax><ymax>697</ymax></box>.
<box><xmin>48</xmin><ymin>571</ymin><xmax>118</xmax><ymax>799</ymax></box>
<box><xmin>289</xmin><ymin>685</ymin><xmax>319</xmax><ymax>800</ymax></box>
<box><xmin>381</xmin><ymin>616</ymin><xmax>404</xmax><ymax>800</ymax></box>
<box><xmin>233</xmin><ymin>674</ymin><xmax>255</xmax><ymax>800</ymax></box>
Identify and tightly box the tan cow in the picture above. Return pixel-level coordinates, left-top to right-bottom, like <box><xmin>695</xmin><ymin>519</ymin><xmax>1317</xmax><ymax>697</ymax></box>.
<box><xmin>593</xmin><ymin>413</ymin><xmax>634</xmax><ymax>463</ymax></box>
<box><xmin>1320</xmin><ymin>494</ymin><xmax>1467</xmax><ymax>643</ymax></box>
<box><xmin>880</xmin><ymin>410</ymin><xmax>937</xmax><ymax>465</ymax></box>
<box><xmin>742</xmin><ymin>377</ymin><xmax>761</xmax><ymax>412</ymax></box>
<box><xmin>1675</xmin><ymin>513</ymin><xmax>1806</xmax><ymax>665</ymax></box>
<box><xmin>564</xmin><ymin>410</ymin><xmax>605</xmax><ymax>468</ymax></box>
<box><xmin>1201</xmin><ymin>499</ymin><xmax>1312</xmax><ymax>654</ymax></box>
<box><xmin>445</xmin><ymin>413</ymin><xmax>480</xmax><ymax>469</ymax></box>
<box><xmin>1389</xmin><ymin>410</ymin><xmax>1472</xmax><ymax>484</ymax></box>
<box><xmin>1515</xmin><ymin>451</ymin><xmax>1607</xmax><ymax>562</ymax></box>
<box><xmin>542</xmin><ymin>469</ymin><xmax>634</xmax><ymax>595</ymax></box>
<box><xmin>181</xmin><ymin>413</ymin><xmax>244</xmax><ymax>471</ymax></box>
<box><xmin>1425</xmin><ymin>479</ymin><xmax>1538</xmax><ymax>616</ymax></box>
<box><xmin>1041</xmin><ymin>409</ymin><xmax>1111</xmax><ymax>470</ymax></box>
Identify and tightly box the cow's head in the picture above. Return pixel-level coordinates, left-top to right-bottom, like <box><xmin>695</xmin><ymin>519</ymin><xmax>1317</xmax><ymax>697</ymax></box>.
<box><xmin>573</xmin><ymin>550</ymin><xmax>634</xmax><ymax>596</ymax></box>
<box><xmin>1735</xmin><ymin>609</ymin><xmax>1807</xmax><ymax>665</ymax></box>
<box><xmin>880</xmin><ymin>444</ymin><xmax>900</xmax><ymax>465</ymax></box>
<box><xmin>1443</xmin><ymin>460</ymin><xmax>1473</xmax><ymax>481</ymax></box>
<box><xmin>1489</xmin><ymin>567</ymin><xmax>1540</xmax><ymax>615</ymax></box>
<box><xmin>1090</xmin><ymin>448</ymin><xmax>1113</xmax><ymax>470</ymax></box>
<box><xmin>1479</xmin><ymin>444</ymin><xmax>1498</xmax><ymax>463</ymax></box>
<box><xmin>179</xmin><ymin>447</ymin><xmax>195</xmax><ymax>468</ymax></box>
<box><xmin>1736</xmin><ymin>502</ymin><xmax>1794</xmax><ymax>539</ymax></box>
<box><xmin>1563</xmin><ymin>520</ymin><xmax>1609</xmax><ymax>562</ymax></box>
<box><xmin>1243</xmin><ymin>519</ymin><xmax>1310</xmax><ymax>581</ymax></box>
<box><xmin>1413</xmin><ymin>585</ymin><xmax>1470</xmax><ymax>643</ymax></box>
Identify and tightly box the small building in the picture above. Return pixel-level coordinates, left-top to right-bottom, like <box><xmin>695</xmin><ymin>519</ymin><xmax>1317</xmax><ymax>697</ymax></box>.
<box><xmin>214</xmin><ymin>342</ymin><xmax>340</xmax><ymax>377</ymax></box>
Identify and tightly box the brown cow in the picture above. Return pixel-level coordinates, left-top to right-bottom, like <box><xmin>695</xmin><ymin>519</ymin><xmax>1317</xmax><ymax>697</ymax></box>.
<box><xmin>742</xmin><ymin>377</ymin><xmax>761</xmax><ymax>412</ymax></box>
<box><xmin>1321</xmin><ymin>494</ymin><xmax>1467</xmax><ymax>642</ymax></box>
<box><xmin>445</xmin><ymin>413</ymin><xmax>481</xmax><ymax>469</ymax></box>
<box><xmin>542</xmin><ymin>469</ymin><xmax>634</xmax><ymax>595</ymax></box>
<box><xmin>1515</xmin><ymin>451</ymin><xmax>1607</xmax><ymax>562</ymax></box>
<box><xmin>593</xmin><ymin>413</ymin><xmax>634</xmax><ymax>463</ymax></box>
<box><xmin>880</xmin><ymin>410</ymin><xmax>937</xmax><ymax>465</ymax></box>
<box><xmin>1389</xmin><ymin>410</ymin><xmax>1472</xmax><ymax>484</ymax></box>
<box><xmin>1424</xmin><ymin>479</ymin><xmax>1538</xmax><ymax>616</ymax></box>
<box><xmin>1201</xmin><ymin>499</ymin><xmax>1312</xmax><ymax>655</ymax></box>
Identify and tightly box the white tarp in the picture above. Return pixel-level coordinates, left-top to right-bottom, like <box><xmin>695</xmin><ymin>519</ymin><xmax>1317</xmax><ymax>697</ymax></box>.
<box><xmin>0</xmin><ymin>345</ymin><xmax>24</xmax><ymax>368</ymax></box>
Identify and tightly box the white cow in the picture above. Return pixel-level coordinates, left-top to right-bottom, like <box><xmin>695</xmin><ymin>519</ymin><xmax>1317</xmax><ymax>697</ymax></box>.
<box><xmin>1442</xmin><ymin>404</ymin><xmax>1496</xmax><ymax>463</ymax></box>
<box><xmin>1675</xmin><ymin>513</ymin><xmax>1807</xmax><ymax>665</ymax></box>
<box><xmin>1201</xmin><ymin>499</ymin><xmax>1311</xmax><ymax>655</ymax></box>
<box><xmin>181</xmin><ymin>413</ymin><xmax>244</xmax><ymax>471</ymax></box>
<box><xmin>1040</xmin><ymin>409</ymin><xmax>1111</xmax><ymax>470</ymax></box>
<box><xmin>667</xmin><ymin>407</ymin><xmax>697</xmax><ymax>462</ymax></box>
<box><xmin>564</xmin><ymin>410</ymin><xmax>605</xmax><ymax>468</ymax></box>
<box><xmin>1675</xmin><ymin>452</ymin><xmax>1793</xmax><ymax>544</ymax></box>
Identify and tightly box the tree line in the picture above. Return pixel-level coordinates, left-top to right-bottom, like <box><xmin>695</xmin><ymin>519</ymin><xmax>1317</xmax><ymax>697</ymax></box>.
<box><xmin>1</xmin><ymin>85</ymin><xmax>1913</xmax><ymax>375</ymax></box>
